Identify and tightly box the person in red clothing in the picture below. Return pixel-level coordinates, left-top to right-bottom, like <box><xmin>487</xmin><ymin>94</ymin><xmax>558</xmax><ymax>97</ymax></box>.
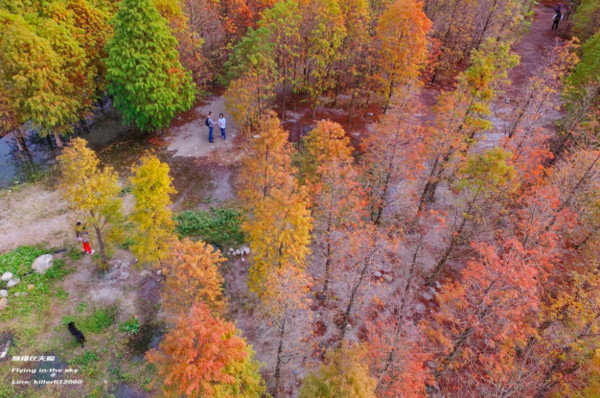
<box><xmin>82</xmin><ymin>230</ymin><xmax>94</xmax><ymax>255</ymax></box>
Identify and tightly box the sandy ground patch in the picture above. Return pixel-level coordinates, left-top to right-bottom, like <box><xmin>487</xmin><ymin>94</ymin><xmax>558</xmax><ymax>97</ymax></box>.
<box><xmin>0</xmin><ymin>184</ymin><xmax>72</xmax><ymax>253</ymax></box>
<box><xmin>166</xmin><ymin>96</ymin><xmax>240</xmax><ymax>158</ymax></box>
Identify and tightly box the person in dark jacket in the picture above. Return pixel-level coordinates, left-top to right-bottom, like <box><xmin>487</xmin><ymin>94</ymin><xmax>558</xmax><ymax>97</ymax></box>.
<box><xmin>552</xmin><ymin>8</ymin><xmax>562</xmax><ymax>30</ymax></box>
<box><xmin>206</xmin><ymin>111</ymin><xmax>215</xmax><ymax>143</ymax></box>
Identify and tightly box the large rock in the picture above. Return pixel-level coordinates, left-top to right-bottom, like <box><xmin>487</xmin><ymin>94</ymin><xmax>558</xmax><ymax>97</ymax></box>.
<box><xmin>31</xmin><ymin>254</ymin><xmax>54</xmax><ymax>275</ymax></box>
<box><xmin>1</xmin><ymin>272</ymin><xmax>12</xmax><ymax>282</ymax></box>
<box><xmin>0</xmin><ymin>290</ymin><xmax>7</xmax><ymax>298</ymax></box>
<box><xmin>6</xmin><ymin>279</ymin><xmax>19</xmax><ymax>288</ymax></box>
<box><xmin>0</xmin><ymin>298</ymin><xmax>7</xmax><ymax>311</ymax></box>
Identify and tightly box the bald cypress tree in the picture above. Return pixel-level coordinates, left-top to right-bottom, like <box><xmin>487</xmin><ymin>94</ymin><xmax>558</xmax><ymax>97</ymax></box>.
<box><xmin>105</xmin><ymin>0</ymin><xmax>195</xmax><ymax>132</ymax></box>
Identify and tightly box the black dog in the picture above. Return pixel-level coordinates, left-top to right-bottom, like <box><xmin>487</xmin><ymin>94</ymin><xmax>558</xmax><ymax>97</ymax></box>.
<box><xmin>67</xmin><ymin>322</ymin><xmax>85</xmax><ymax>347</ymax></box>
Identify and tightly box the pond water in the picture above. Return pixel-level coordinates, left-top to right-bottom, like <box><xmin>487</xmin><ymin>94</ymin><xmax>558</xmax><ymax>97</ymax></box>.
<box><xmin>0</xmin><ymin>108</ymin><xmax>136</xmax><ymax>189</ymax></box>
<box><xmin>0</xmin><ymin>132</ymin><xmax>56</xmax><ymax>188</ymax></box>
<box><xmin>0</xmin><ymin>107</ymin><xmax>223</xmax><ymax>211</ymax></box>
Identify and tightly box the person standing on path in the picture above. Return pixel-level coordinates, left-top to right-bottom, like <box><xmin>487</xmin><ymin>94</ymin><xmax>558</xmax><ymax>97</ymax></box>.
<box><xmin>552</xmin><ymin>8</ymin><xmax>562</xmax><ymax>30</ymax></box>
<box><xmin>82</xmin><ymin>230</ymin><xmax>94</xmax><ymax>255</ymax></box>
<box><xmin>206</xmin><ymin>111</ymin><xmax>215</xmax><ymax>143</ymax></box>
<box><xmin>218</xmin><ymin>113</ymin><xmax>226</xmax><ymax>140</ymax></box>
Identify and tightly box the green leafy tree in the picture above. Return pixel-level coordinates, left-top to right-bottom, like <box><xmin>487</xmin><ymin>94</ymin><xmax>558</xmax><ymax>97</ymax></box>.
<box><xmin>225</xmin><ymin>29</ymin><xmax>277</xmax><ymax>132</ymax></box>
<box><xmin>299</xmin><ymin>344</ymin><xmax>377</xmax><ymax>398</ymax></box>
<box><xmin>572</xmin><ymin>0</ymin><xmax>600</xmax><ymax>42</ymax></box>
<box><xmin>213</xmin><ymin>345</ymin><xmax>266</xmax><ymax>398</ymax></box>
<box><xmin>129</xmin><ymin>154</ymin><xmax>176</xmax><ymax>266</ymax></box>
<box><xmin>0</xmin><ymin>14</ymin><xmax>81</xmax><ymax>147</ymax></box>
<box><xmin>58</xmin><ymin>138</ymin><xmax>123</xmax><ymax>267</ymax></box>
<box><xmin>567</xmin><ymin>31</ymin><xmax>600</xmax><ymax>92</ymax></box>
<box><xmin>105</xmin><ymin>0</ymin><xmax>196</xmax><ymax>132</ymax></box>
<box><xmin>417</xmin><ymin>39</ymin><xmax>519</xmax><ymax>209</ymax></box>
<box><xmin>299</xmin><ymin>0</ymin><xmax>347</xmax><ymax>116</ymax></box>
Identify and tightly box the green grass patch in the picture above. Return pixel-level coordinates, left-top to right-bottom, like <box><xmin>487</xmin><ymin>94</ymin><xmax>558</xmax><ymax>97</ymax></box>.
<box><xmin>0</xmin><ymin>246</ymin><xmax>74</xmax><ymax>321</ymax></box>
<box><xmin>61</xmin><ymin>305</ymin><xmax>117</xmax><ymax>333</ymax></box>
<box><xmin>54</xmin><ymin>287</ymin><xmax>68</xmax><ymax>299</ymax></box>
<box><xmin>119</xmin><ymin>317</ymin><xmax>141</xmax><ymax>336</ymax></box>
<box><xmin>174</xmin><ymin>207</ymin><xmax>244</xmax><ymax>247</ymax></box>
<box><xmin>77</xmin><ymin>301</ymin><xmax>87</xmax><ymax>313</ymax></box>
<box><xmin>82</xmin><ymin>306</ymin><xmax>118</xmax><ymax>333</ymax></box>
<box><xmin>68</xmin><ymin>245</ymin><xmax>83</xmax><ymax>261</ymax></box>
<box><xmin>70</xmin><ymin>350</ymin><xmax>100</xmax><ymax>368</ymax></box>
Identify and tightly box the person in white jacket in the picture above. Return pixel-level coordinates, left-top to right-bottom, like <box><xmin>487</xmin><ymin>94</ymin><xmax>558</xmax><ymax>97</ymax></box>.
<box><xmin>218</xmin><ymin>113</ymin><xmax>226</xmax><ymax>140</ymax></box>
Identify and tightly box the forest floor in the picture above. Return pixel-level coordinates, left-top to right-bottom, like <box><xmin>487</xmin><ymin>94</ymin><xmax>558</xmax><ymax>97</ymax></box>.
<box><xmin>0</xmin><ymin>1</ymin><xmax>573</xmax><ymax>397</ymax></box>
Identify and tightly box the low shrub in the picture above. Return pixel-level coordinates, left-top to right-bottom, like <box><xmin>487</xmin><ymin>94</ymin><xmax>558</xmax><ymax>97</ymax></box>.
<box><xmin>174</xmin><ymin>207</ymin><xmax>244</xmax><ymax>247</ymax></box>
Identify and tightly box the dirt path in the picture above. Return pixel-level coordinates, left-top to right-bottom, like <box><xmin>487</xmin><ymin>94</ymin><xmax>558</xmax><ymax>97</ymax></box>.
<box><xmin>479</xmin><ymin>2</ymin><xmax>569</xmax><ymax>149</ymax></box>
<box><xmin>166</xmin><ymin>96</ymin><xmax>240</xmax><ymax>158</ymax></box>
<box><xmin>505</xmin><ymin>2</ymin><xmax>568</xmax><ymax>94</ymax></box>
<box><xmin>419</xmin><ymin>2</ymin><xmax>568</xmax><ymax>136</ymax></box>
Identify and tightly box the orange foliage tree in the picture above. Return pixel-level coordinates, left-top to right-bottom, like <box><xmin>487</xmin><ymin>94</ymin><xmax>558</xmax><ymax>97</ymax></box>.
<box><xmin>297</xmin><ymin>120</ymin><xmax>353</xmax><ymax>185</ymax></box>
<box><xmin>424</xmin><ymin>239</ymin><xmax>539</xmax><ymax>396</ymax></box>
<box><xmin>367</xmin><ymin>319</ymin><xmax>431</xmax><ymax>397</ymax></box>
<box><xmin>160</xmin><ymin>238</ymin><xmax>227</xmax><ymax>316</ymax></box>
<box><xmin>374</xmin><ymin>0</ymin><xmax>432</xmax><ymax>110</ymax></box>
<box><xmin>147</xmin><ymin>302</ymin><xmax>265</xmax><ymax>397</ymax></box>
<box><xmin>361</xmin><ymin>87</ymin><xmax>428</xmax><ymax>225</ymax></box>
<box><xmin>237</xmin><ymin>112</ymin><xmax>312</xmax><ymax>298</ymax></box>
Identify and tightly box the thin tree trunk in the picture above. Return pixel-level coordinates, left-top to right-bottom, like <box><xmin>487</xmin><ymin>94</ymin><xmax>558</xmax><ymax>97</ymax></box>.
<box><xmin>90</xmin><ymin>210</ymin><xmax>107</xmax><ymax>266</ymax></box>
<box><xmin>15</xmin><ymin>129</ymin><xmax>33</xmax><ymax>162</ymax></box>
<box><xmin>341</xmin><ymin>256</ymin><xmax>372</xmax><ymax>339</ymax></box>
<box><xmin>373</xmin><ymin>170</ymin><xmax>391</xmax><ymax>226</ymax></box>
<box><xmin>273</xmin><ymin>311</ymin><xmax>287</xmax><ymax>396</ymax></box>
<box><xmin>321</xmin><ymin>210</ymin><xmax>334</xmax><ymax>299</ymax></box>
<box><xmin>427</xmin><ymin>192</ymin><xmax>478</xmax><ymax>285</ymax></box>
<box><xmin>380</xmin><ymin>232</ymin><xmax>424</xmax><ymax>377</ymax></box>
<box><xmin>281</xmin><ymin>82</ymin><xmax>287</xmax><ymax>121</ymax></box>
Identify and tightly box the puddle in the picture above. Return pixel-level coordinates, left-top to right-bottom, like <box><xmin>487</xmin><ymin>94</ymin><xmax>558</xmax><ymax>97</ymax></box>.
<box><xmin>127</xmin><ymin>323</ymin><xmax>164</xmax><ymax>361</ymax></box>
<box><xmin>136</xmin><ymin>276</ymin><xmax>161</xmax><ymax>324</ymax></box>
<box><xmin>0</xmin><ymin>132</ymin><xmax>56</xmax><ymax>187</ymax></box>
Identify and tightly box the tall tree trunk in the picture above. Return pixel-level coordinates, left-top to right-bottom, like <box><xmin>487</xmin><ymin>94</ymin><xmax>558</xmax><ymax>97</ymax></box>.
<box><xmin>321</xmin><ymin>211</ymin><xmax>334</xmax><ymax>299</ymax></box>
<box><xmin>373</xmin><ymin>170</ymin><xmax>391</xmax><ymax>226</ymax></box>
<box><xmin>273</xmin><ymin>310</ymin><xmax>287</xmax><ymax>396</ymax></box>
<box><xmin>281</xmin><ymin>82</ymin><xmax>287</xmax><ymax>121</ymax></box>
<box><xmin>15</xmin><ymin>129</ymin><xmax>33</xmax><ymax>162</ymax></box>
<box><xmin>380</xmin><ymin>232</ymin><xmax>424</xmax><ymax>378</ymax></box>
<box><xmin>347</xmin><ymin>92</ymin><xmax>356</xmax><ymax>126</ymax></box>
<box><xmin>427</xmin><ymin>192</ymin><xmax>478</xmax><ymax>285</ymax></box>
<box><xmin>90</xmin><ymin>210</ymin><xmax>107</xmax><ymax>266</ymax></box>
<box><xmin>341</xmin><ymin>256</ymin><xmax>372</xmax><ymax>340</ymax></box>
